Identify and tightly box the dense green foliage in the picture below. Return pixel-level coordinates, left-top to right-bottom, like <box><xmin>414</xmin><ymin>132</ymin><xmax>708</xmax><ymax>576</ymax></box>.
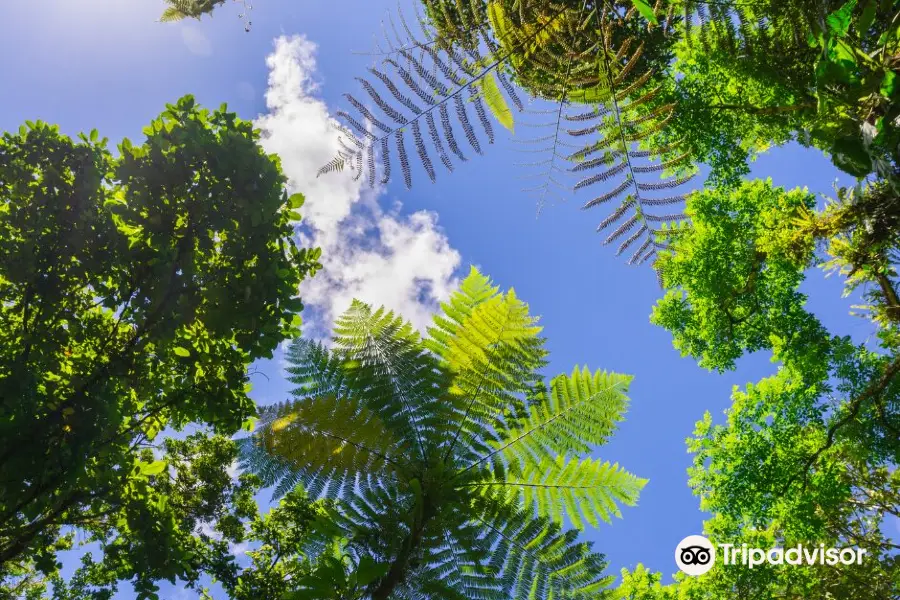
<box><xmin>628</xmin><ymin>179</ymin><xmax>900</xmax><ymax>599</ymax></box>
<box><xmin>0</xmin><ymin>97</ymin><xmax>320</xmax><ymax>597</ymax></box>
<box><xmin>241</xmin><ymin>268</ymin><xmax>646</xmax><ymax>599</ymax></box>
<box><xmin>22</xmin><ymin>1</ymin><xmax>900</xmax><ymax>598</ymax></box>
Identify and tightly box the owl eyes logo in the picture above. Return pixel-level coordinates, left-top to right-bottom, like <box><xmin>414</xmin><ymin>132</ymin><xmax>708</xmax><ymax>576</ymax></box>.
<box><xmin>680</xmin><ymin>545</ymin><xmax>712</xmax><ymax>565</ymax></box>
<box><xmin>675</xmin><ymin>535</ymin><xmax>716</xmax><ymax>576</ymax></box>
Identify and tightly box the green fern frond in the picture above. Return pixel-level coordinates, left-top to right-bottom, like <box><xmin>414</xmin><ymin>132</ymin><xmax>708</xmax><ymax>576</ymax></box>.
<box><xmin>332</xmin><ymin>299</ymin><xmax>445</xmax><ymax>453</ymax></box>
<box><xmin>467</xmin><ymin>454</ymin><xmax>647</xmax><ymax>529</ymax></box>
<box><xmin>466</xmin><ymin>366</ymin><xmax>632</xmax><ymax>475</ymax></box>
<box><xmin>248</xmin><ymin>394</ymin><xmax>405</xmax><ymax>499</ymax></box>
<box><xmin>159</xmin><ymin>7</ymin><xmax>189</xmax><ymax>22</ymax></box>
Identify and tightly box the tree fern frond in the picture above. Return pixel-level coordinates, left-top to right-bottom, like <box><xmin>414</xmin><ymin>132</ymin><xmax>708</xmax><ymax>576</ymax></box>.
<box><xmin>439</xmin><ymin>102</ymin><xmax>468</xmax><ymax>162</ymax></box>
<box><xmin>356</xmin><ymin>78</ymin><xmax>410</xmax><ymax>125</ymax></box>
<box><xmin>581</xmin><ymin>178</ymin><xmax>632</xmax><ymax>210</ymax></box>
<box><xmin>426</xmin><ymin>111</ymin><xmax>454</xmax><ymax>173</ymax></box>
<box><xmin>602</xmin><ymin>214</ymin><xmax>640</xmax><ymax>245</ymax></box>
<box><xmin>379</xmin><ymin>137</ymin><xmax>392</xmax><ymax>185</ymax></box>
<box><xmin>636</xmin><ymin>173</ymin><xmax>696</xmax><ymax>191</ymax></box>
<box><xmin>369</xmin><ymin>66</ymin><xmax>425</xmax><ymax>115</ymax></box>
<box><xmin>627</xmin><ymin>237</ymin><xmax>654</xmax><ymax>265</ymax></box>
<box><xmin>470</xmin><ymin>90</ymin><xmax>496</xmax><ymax>145</ymax></box>
<box><xmin>596</xmin><ymin>198</ymin><xmax>635</xmax><ymax>232</ymax></box>
<box><xmin>473</xmin><ymin>505</ymin><xmax>614</xmax><ymax>600</ymax></box>
<box><xmin>243</xmin><ymin>394</ymin><xmax>405</xmax><ymax>500</ymax></box>
<box><xmin>573</xmin><ymin>161</ymin><xmax>629</xmax><ymax>190</ymax></box>
<box><xmin>644</xmin><ymin>212</ymin><xmax>687</xmax><ymax>223</ymax></box>
<box><xmin>616</xmin><ymin>223</ymin><xmax>648</xmax><ymax>255</ymax></box>
<box><xmin>397</xmin><ymin>129</ymin><xmax>413</xmax><ymax>189</ymax></box>
<box><xmin>466</xmin><ymin>455</ymin><xmax>646</xmax><ymax>529</ymax></box>
<box><xmin>412</xmin><ymin>120</ymin><xmax>437</xmax><ymax>182</ymax></box>
<box><xmin>461</xmin><ymin>367</ymin><xmax>631</xmax><ymax>476</ymax></box>
<box><xmin>455</xmin><ymin>94</ymin><xmax>483</xmax><ymax>154</ymax></box>
<box><xmin>642</xmin><ymin>194</ymin><xmax>685</xmax><ymax>206</ymax></box>
<box><xmin>317</xmin><ymin>154</ymin><xmax>347</xmax><ymax>177</ymax></box>
<box><xmin>159</xmin><ymin>7</ymin><xmax>188</xmax><ymax>22</ymax></box>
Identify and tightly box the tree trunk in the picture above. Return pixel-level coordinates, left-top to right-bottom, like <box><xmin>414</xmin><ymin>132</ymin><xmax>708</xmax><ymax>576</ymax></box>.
<box><xmin>369</xmin><ymin>497</ymin><xmax>433</xmax><ymax>600</ymax></box>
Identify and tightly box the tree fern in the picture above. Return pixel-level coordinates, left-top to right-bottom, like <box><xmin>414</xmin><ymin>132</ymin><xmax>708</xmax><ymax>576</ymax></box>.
<box><xmin>241</xmin><ymin>267</ymin><xmax>647</xmax><ymax>599</ymax></box>
<box><xmin>321</xmin><ymin>0</ymin><xmax>692</xmax><ymax>272</ymax></box>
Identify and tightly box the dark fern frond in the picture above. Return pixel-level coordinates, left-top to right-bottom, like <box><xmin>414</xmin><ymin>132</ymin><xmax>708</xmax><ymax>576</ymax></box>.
<box><xmin>355</xmin><ymin>79</ymin><xmax>409</xmax><ymax>125</ymax></box>
<box><xmin>317</xmin><ymin>155</ymin><xmax>347</xmax><ymax>177</ymax></box>
<box><xmin>631</xmin><ymin>151</ymin><xmax>692</xmax><ymax>173</ymax></box>
<box><xmin>602</xmin><ymin>214</ymin><xmax>639</xmax><ymax>245</ymax></box>
<box><xmin>426</xmin><ymin>111</ymin><xmax>454</xmax><ymax>173</ymax></box>
<box><xmin>637</xmin><ymin>173</ymin><xmax>696</xmax><ymax>190</ymax></box>
<box><xmin>345</xmin><ymin>94</ymin><xmax>392</xmax><ymax>133</ymax></box>
<box><xmin>642</xmin><ymin>194</ymin><xmax>685</xmax><ymax>206</ymax></box>
<box><xmin>627</xmin><ymin>237</ymin><xmax>653</xmax><ymax>265</ymax></box>
<box><xmin>644</xmin><ymin>212</ymin><xmax>687</xmax><ymax>223</ymax></box>
<box><xmin>456</xmin><ymin>94</ymin><xmax>483</xmax><ymax>154</ymax></box>
<box><xmin>412</xmin><ymin>120</ymin><xmax>437</xmax><ymax>182</ymax></box>
<box><xmin>380</xmin><ymin>137</ymin><xmax>392</xmax><ymax>185</ymax></box>
<box><xmin>397</xmin><ymin>129</ymin><xmax>413</xmax><ymax>189</ymax></box>
<box><xmin>440</xmin><ymin>103</ymin><xmax>467</xmax><ymax>162</ymax></box>
<box><xmin>369</xmin><ymin>66</ymin><xmax>424</xmax><ymax>114</ymax></box>
<box><xmin>582</xmin><ymin>178</ymin><xmax>632</xmax><ymax>210</ymax></box>
<box><xmin>574</xmin><ymin>161</ymin><xmax>629</xmax><ymax>190</ymax></box>
<box><xmin>616</xmin><ymin>224</ymin><xmax>648</xmax><ymax>256</ymax></box>
<box><xmin>470</xmin><ymin>90</ymin><xmax>495</xmax><ymax>145</ymax></box>
<box><xmin>596</xmin><ymin>197</ymin><xmax>635</xmax><ymax>231</ymax></box>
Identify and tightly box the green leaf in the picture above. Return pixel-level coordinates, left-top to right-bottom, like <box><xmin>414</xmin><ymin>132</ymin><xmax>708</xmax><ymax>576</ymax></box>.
<box><xmin>630</xmin><ymin>0</ymin><xmax>659</xmax><ymax>25</ymax></box>
<box><xmin>89</xmin><ymin>128</ymin><xmax>98</xmax><ymax>142</ymax></box>
<box><xmin>880</xmin><ymin>70</ymin><xmax>896</xmax><ymax>99</ymax></box>
<box><xmin>356</xmin><ymin>555</ymin><xmax>390</xmax><ymax>587</ymax></box>
<box><xmin>173</xmin><ymin>347</ymin><xmax>191</xmax><ymax>357</ymax></box>
<box><xmin>830</xmin><ymin>135</ymin><xmax>872</xmax><ymax>177</ymax></box>
<box><xmin>476</xmin><ymin>73</ymin><xmax>514</xmax><ymax>132</ymax></box>
<box><xmin>139</xmin><ymin>460</ymin><xmax>167</xmax><ymax>476</ymax></box>
<box><xmin>288</xmin><ymin>192</ymin><xmax>305</xmax><ymax>209</ymax></box>
<box><xmin>826</xmin><ymin>0</ymin><xmax>857</xmax><ymax>38</ymax></box>
<box><xmin>858</xmin><ymin>0</ymin><xmax>877</xmax><ymax>35</ymax></box>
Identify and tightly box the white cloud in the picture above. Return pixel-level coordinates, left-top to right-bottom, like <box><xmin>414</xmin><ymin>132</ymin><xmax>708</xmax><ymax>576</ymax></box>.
<box><xmin>254</xmin><ymin>35</ymin><xmax>461</xmax><ymax>336</ymax></box>
<box><xmin>180</xmin><ymin>24</ymin><xmax>212</xmax><ymax>56</ymax></box>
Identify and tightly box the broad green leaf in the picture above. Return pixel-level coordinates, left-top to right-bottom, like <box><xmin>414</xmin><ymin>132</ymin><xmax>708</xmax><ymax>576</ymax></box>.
<box><xmin>858</xmin><ymin>0</ymin><xmax>877</xmax><ymax>35</ymax></box>
<box><xmin>139</xmin><ymin>460</ymin><xmax>167</xmax><ymax>476</ymax></box>
<box><xmin>630</xmin><ymin>0</ymin><xmax>659</xmax><ymax>25</ymax></box>
<box><xmin>173</xmin><ymin>347</ymin><xmax>191</xmax><ymax>357</ymax></box>
<box><xmin>288</xmin><ymin>192</ymin><xmax>305</xmax><ymax>209</ymax></box>
<box><xmin>826</xmin><ymin>0</ymin><xmax>857</xmax><ymax>38</ymax></box>
<box><xmin>356</xmin><ymin>555</ymin><xmax>390</xmax><ymax>587</ymax></box>
<box><xmin>880</xmin><ymin>70</ymin><xmax>896</xmax><ymax>99</ymax></box>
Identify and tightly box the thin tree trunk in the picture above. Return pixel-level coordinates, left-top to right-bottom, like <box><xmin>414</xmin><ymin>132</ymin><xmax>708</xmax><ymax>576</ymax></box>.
<box><xmin>369</xmin><ymin>498</ymin><xmax>433</xmax><ymax>600</ymax></box>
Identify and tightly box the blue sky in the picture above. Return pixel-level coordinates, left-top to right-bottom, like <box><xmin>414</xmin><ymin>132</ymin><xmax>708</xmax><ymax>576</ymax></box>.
<box><xmin>2</xmin><ymin>0</ymin><xmax>893</xmax><ymax>597</ymax></box>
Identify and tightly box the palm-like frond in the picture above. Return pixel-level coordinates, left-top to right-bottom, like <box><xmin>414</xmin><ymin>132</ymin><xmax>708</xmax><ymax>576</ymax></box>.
<box><xmin>244</xmin><ymin>269</ymin><xmax>645</xmax><ymax>599</ymax></box>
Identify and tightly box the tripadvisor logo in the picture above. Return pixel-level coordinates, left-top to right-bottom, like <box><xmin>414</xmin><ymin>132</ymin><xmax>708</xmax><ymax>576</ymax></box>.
<box><xmin>675</xmin><ymin>536</ymin><xmax>867</xmax><ymax>576</ymax></box>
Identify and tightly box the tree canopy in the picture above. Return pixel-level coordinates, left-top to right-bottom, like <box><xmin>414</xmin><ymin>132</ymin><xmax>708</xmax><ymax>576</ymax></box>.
<box><xmin>631</xmin><ymin>178</ymin><xmax>900</xmax><ymax>599</ymax></box>
<box><xmin>0</xmin><ymin>96</ymin><xmax>320</xmax><ymax>597</ymax></box>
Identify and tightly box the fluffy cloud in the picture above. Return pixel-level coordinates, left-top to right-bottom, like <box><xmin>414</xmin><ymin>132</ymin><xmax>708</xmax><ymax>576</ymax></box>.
<box><xmin>254</xmin><ymin>35</ymin><xmax>461</xmax><ymax>336</ymax></box>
